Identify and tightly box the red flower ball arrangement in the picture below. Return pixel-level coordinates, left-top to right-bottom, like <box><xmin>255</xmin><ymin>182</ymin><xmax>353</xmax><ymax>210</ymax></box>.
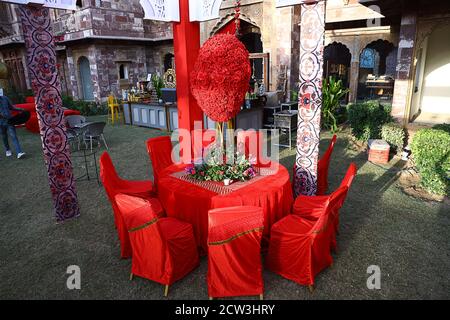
<box><xmin>190</xmin><ymin>33</ymin><xmax>251</xmax><ymax>122</ymax></box>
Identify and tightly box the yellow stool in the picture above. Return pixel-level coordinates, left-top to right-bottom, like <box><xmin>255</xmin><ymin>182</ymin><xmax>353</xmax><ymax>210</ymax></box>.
<box><xmin>107</xmin><ymin>94</ymin><xmax>122</xmax><ymax>125</ymax></box>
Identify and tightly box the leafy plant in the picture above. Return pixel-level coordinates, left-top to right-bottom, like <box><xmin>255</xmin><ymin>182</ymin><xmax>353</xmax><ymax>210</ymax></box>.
<box><xmin>62</xmin><ymin>95</ymin><xmax>108</xmax><ymax>116</ymax></box>
<box><xmin>411</xmin><ymin>127</ymin><xmax>450</xmax><ymax>196</ymax></box>
<box><xmin>381</xmin><ymin>122</ymin><xmax>407</xmax><ymax>155</ymax></box>
<box><xmin>185</xmin><ymin>148</ymin><xmax>256</xmax><ymax>182</ymax></box>
<box><xmin>322</xmin><ymin>77</ymin><xmax>349</xmax><ymax>133</ymax></box>
<box><xmin>433</xmin><ymin>123</ymin><xmax>450</xmax><ymax>134</ymax></box>
<box><xmin>4</xmin><ymin>86</ymin><xmax>34</xmax><ymax>104</ymax></box>
<box><xmin>346</xmin><ymin>100</ymin><xmax>393</xmax><ymax>142</ymax></box>
<box><xmin>151</xmin><ymin>74</ymin><xmax>164</xmax><ymax>99</ymax></box>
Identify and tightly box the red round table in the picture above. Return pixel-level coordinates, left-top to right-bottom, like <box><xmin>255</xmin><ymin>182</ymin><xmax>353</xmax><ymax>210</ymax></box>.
<box><xmin>157</xmin><ymin>162</ymin><xmax>294</xmax><ymax>252</ymax></box>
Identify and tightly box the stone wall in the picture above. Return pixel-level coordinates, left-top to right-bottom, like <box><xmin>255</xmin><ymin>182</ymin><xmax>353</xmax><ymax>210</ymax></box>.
<box><xmin>200</xmin><ymin>0</ymin><xmax>298</xmax><ymax>93</ymax></box>
<box><xmin>64</xmin><ymin>42</ymin><xmax>174</xmax><ymax>102</ymax></box>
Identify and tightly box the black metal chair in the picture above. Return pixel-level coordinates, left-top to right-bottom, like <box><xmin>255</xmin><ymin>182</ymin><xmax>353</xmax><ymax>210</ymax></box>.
<box><xmin>66</xmin><ymin>115</ymin><xmax>87</xmax><ymax>150</ymax></box>
<box><xmin>83</xmin><ymin>121</ymin><xmax>109</xmax><ymax>151</ymax></box>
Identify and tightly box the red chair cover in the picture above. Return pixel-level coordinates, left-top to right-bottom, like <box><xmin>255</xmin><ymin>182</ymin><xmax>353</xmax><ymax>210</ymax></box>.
<box><xmin>146</xmin><ymin>136</ymin><xmax>174</xmax><ymax>189</ymax></box>
<box><xmin>25</xmin><ymin>97</ymin><xmax>35</xmax><ymax>104</ymax></box>
<box><xmin>266</xmin><ymin>187</ymin><xmax>347</xmax><ymax>287</ymax></box>
<box><xmin>292</xmin><ymin>163</ymin><xmax>357</xmax><ymax>251</ymax></box>
<box><xmin>317</xmin><ymin>135</ymin><xmax>337</xmax><ymax>195</ymax></box>
<box><xmin>333</xmin><ymin>163</ymin><xmax>357</xmax><ymax>237</ymax></box>
<box><xmin>115</xmin><ymin>194</ymin><xmax>199</xmax><ymax>286</ymax></box>
<box><xmin>100</xmin><ymin>152</ymin><xmax>161</xmax><ymax>259</ymax></box>
<box><xmin>293</xmin><ymin>135</ymin><xmax>337</xmax><ymax>195</ymax></box>
<box><xmin>207</xmin><ymin>206</ymin><xmax>264</xmax><ymax>298</ymax></box>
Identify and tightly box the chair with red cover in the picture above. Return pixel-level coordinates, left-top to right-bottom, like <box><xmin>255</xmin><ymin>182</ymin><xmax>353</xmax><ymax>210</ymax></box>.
<box><xmin>146</xmin><ymin>136</ymin><xmax>174</xmax><ymax>190</ymax></box>
<box><xmin>317</xmin><ymin>134</ymin><xmax>337</xmax><ymax>195</ymax></box>
<box><xmin>293</xmin><ymin>135</ymin><xmax>337</xmax><ymax>195</ymax></box>
<box><xmin>25</xmin><ymin>97</ymin><xmax>35</xmax><ymax>104</ymax></box>
<box><xmin>207</xmin><ymin>206</ymin><xmax>264</xmax><ymax>299</ymax></box>
<box><xmin>115</xmin><ymin>194</ymin><xmax>199</xmax><ymax>296</ymax></box>
<box><xmin>292</xmin><ymin>163</ymin><xmax>357</xmax><ymax>252</ymax></box>
<box><xmin>99</xmin><ymin>152</ymin><xmax>162</xmax><ymax>259</ymax></box>
<box><xmin>266</xmin><ymin>187</ymin><xmax>347</xmax><ymax>292</ymax></box>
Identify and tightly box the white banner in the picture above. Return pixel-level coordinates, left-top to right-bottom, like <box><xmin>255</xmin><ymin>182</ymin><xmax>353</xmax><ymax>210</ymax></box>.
<box><xmin>43</xmin><ymin>0</ymin><xmax>77</xmax><ymax>10</ymax></box>
<box><xmin>0</xmin><ymin>0</ymin><xmax>76</xmax><ymax>9</ymax></box>
<box><xmin>140</xmin><ymin>0</ymin><xmax>180</xmax><ymax>22</ymax></box>
<box><xmin>189</xmin><ymin>0</ymin><xmax>221</xmax><ymax>22</ymax></box>
<box><xmin>275</xmin><ymin>0</ymin><xmax>301</xmax><ymax>7</ymax></box>
<box><xmin>0</xmin><ymin>0</ymin><xmax>44</xmax><ymax>5</ymax></box>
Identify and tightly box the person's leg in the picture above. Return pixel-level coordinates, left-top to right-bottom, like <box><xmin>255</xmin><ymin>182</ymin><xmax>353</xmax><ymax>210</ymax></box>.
<box><xmin>1</xmin><ymin>125</ymin><xmax>11</xmax><ymax>152</ymax></box>
<box><xmin>6</xmin><ymin>125</ymin><xmax>23</xmax><ymax>154</ymax></box>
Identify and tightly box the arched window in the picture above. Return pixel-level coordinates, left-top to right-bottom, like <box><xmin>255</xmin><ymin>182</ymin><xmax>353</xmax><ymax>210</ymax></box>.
<box><xmin>119</xmin><ymin>64</ymin><xmax>128</xmax><ymax>80</ymax></box>
<box><xmin>164</xmin><ymin>53</ymin><xmax>175</xmax><ymax>72</ymax></box>
<box><xmin>76</xmin><ymin>0</ymin><xmax>83</xmax><ymax>8</ymax></box>
<box><xmin>360</xmin><ymin>48</ymin><xmax>375</xmax><ymax>69</ymax></box>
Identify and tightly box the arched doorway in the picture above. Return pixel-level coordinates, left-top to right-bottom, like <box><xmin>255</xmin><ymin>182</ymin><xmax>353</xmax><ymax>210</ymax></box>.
<box><xmin>358</xmin><ymin>40</ymin><xmax>397</xmax><ymax>101</ymax></box>
<box><xmin>78</xmin><ymin>56</ymin><xmax>94</xmax><ymax>101</ymax></box>
<box><xmin>411</xmin><ymin>24</ymin><xmax>450</xmax><ymax>123</ymax></box>
<box><xmin>164</xmin><ymin>53</ymin><xmax>175</xmax><ymax>72</ymax></box>
<box><xmin>324</xmin><ymin>42</ymin><xmax>351</xmax><ymax>87</ymax></box>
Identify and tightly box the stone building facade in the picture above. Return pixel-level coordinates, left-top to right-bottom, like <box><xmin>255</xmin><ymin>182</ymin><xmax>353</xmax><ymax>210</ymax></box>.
<box><xmin>201</xmin><ymin>0</ymin><xmax>450</xmax><ymax>125</ymax></box>
<box><xmin>0</xmin><ymin>0</ymin><xmax>174</xmax><ymax>102</ymax></box>
<box><xmin>201</xmin><ymin>0</ymin><xmax>301</xmax><ymax>96</ymax></box>
<box><xmin>1</xmin><ymin>0</ymin><xmax>449</xmax><ymax>124</ymax></box>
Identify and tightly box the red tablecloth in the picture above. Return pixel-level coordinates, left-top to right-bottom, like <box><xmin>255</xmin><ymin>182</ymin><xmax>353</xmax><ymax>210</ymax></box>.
<box><xmin>157</xmin><ymin>162</ymin><xmax>294</xmax><ymax>252</ymax></box>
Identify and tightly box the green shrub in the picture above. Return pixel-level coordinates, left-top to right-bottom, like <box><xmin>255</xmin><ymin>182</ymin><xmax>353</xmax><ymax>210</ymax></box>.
<box><xmin>346</xmin><ymin>100</ymin><xmax>393</xmax><ymax>141</ymax></box>
<box><xmin>411</xmin><ymin>127</ymin><xmax>450</xmax><ymax>196</ymax></box>
<box><xmin>381</xmin><ymin>122</ymin><xmax>407</xmax><ymax>155</ymax></box>
<box><xmin>62</xmin><ymin>95</ymin><xmax>108</xmax><ymax>116</ymax></box>
<box><xmin>4</xmin><ymin>86</ymin><xmax>34</xmax><ymax>104</ymax></box>
<box><xmin>322</xmin><ymin>76</ymin><xmax>349</xmax><ymax>133</ymax></box>
<box><xmin>433</xmin><ymin>123</ymin><xmax>450</xmax><ymax>134</ymax></box>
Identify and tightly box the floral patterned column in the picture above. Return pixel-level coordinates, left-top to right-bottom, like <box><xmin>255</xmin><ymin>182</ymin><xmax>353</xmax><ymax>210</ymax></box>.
<box><xmin>293</xmin><ymin>0</ymin><xmax>326</xmax><ymax>197</ymax></box>
<box><xmin>19</xmin><ymin>5</ymin><xmax>80</xmax><ymax>222</ymax></box>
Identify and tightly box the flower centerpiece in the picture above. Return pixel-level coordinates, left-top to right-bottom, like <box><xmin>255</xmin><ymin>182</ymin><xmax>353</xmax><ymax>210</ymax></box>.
<box><xmin>185</xmin><ymin>148</ymin><xmax>256</xmax><ymax>183</ymax></box>
<box><xmin>188</xmin><ymin>33</ymin><xmax>254</xmax><ymax>185</ymax></box>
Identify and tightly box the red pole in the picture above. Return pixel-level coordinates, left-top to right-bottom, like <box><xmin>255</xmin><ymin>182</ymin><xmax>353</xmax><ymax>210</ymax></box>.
<box><xmin>173</xmin><ymin>0</ymin><xmax>203</xmax><ymax>136</ymax></box>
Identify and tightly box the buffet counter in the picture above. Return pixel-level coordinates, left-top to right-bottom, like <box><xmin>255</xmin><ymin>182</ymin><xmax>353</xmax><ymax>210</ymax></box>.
<box><xmin>125</xmin><ymin>97</ymin><xmax>265</xmax><ymax>132</ymax></box>
<box><xmin>124</xmin><ymin>102</ymin><xmax>178</xmax><ymax>131</ymax></box>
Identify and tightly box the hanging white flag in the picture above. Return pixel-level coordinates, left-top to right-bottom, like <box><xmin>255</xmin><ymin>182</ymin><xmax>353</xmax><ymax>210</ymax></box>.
<box><xmin>189</xmin><ymin>0</ymin><xmax>221</xmax><ymax>22</ymax></box>
<box><xmin>0</xmin><ymin>0</ymin><xmax>44</xmax><ymax>5</ymax></box>
<box><xmin>43</xmin><ymin>0</ymin><xmax>77</xmax><ymax>10</ymax></box>
<box><xmin>275</xmin><ymin>0</ymin><xmax>307</xmax><ymax>8</ymax></box>
<box><xmin>140</xmin><ymin>0</ymin><xmax>180</xmax><ymax>22</ymax></box>
<box><xmin>0</xmin><ymin>0</ymin><xmax>76</xmax><ymax>9</ymax></box>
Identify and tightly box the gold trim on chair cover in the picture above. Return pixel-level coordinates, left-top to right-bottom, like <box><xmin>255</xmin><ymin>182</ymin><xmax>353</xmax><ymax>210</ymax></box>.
<box><xmin>208</xmin><ymin>227</ymin><xmax>264</xmax><ymax>246</ymax></box>
<box><xmin>128</xmin><ymin>218</ymin><xmax>158</xmax><ymax>233</ymax></box>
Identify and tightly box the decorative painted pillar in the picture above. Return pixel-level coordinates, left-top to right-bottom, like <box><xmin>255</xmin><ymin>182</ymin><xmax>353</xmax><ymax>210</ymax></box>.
<box><xmin>294</xmin><ymin>0</ymin><xmax>326</xmax><ymax>197</ymax></box>
<box><xmin>391</xmin><ymin>13</ymin><xmax>417</xmax><ymax>124</ymax></box>
<box><xmin>19</xmin><ymin>5</ymin><xmax>80</xmax><ymax>222</ymax></box>
<box><xmin>173</xmin><ymin>0</ymin><xmax>204</xmax><ymax>134</ymax></box>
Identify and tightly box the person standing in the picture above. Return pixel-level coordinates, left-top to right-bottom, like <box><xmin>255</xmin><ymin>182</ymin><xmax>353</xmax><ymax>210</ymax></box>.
<box><xmin>0</xmin><ymin>94</ymin><xmax>26</xmax><ymax>159</ymax></box>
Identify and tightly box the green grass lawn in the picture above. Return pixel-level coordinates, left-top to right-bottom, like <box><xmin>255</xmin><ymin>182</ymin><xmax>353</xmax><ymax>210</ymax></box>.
<box><xmin>0</xmin><ymin>116</ymin><xmax>448</xmax><ymax>299</ymax></box>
